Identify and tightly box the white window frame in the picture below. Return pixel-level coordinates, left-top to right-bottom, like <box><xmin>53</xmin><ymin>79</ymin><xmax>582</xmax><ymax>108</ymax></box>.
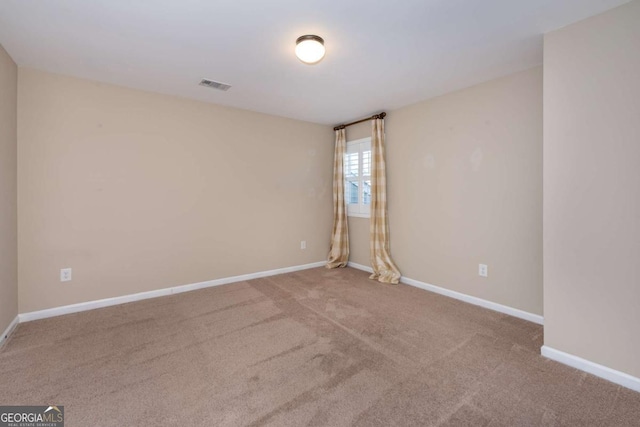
<box><xmin>345</xmin><ymin>137</ymin><xmax>371</xmax><ymax>218</ymax></box>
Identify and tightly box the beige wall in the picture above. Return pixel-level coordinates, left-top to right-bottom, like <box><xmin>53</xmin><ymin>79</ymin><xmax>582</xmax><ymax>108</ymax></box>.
<box><xmin>347</xmin><ymin>68</ymin><xmax>543</xmax><ymax>315</ymax></box>
<box><xmin>0</xmin><ymin>45</ymin><xmax>18</xmax><ymax>334</ymax></box>
<box><xmin>544</xmin><ymin>1</ymin><xmax>640</xmax><ymax>378</ymax></box>
<box><xmin>18</xmin><ymin>68</ymin><xmax>333</xmax><ymax>313</ymax></box>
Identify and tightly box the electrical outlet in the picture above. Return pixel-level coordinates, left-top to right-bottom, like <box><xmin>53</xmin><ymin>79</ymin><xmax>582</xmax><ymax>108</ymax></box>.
<box><xmin>478</xmin><ymin>264</ymin><xmax>488</xmax><ymax>278</ymax></box>
<box><xmin>300</xmin><ymin>240</ymin><xmax>306</xmax><ymax>250</ymax></box>
<box><xmin>60</xmin><ymin>268</ymin><xmax>72</xmax><ymax>282</ymax></box>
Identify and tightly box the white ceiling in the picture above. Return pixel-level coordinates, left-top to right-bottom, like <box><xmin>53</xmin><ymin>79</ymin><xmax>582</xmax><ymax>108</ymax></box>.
<box><xmin>0</xmin><ymin>0</ymin><xmax>629</xmax><ymax>125</ymax></box>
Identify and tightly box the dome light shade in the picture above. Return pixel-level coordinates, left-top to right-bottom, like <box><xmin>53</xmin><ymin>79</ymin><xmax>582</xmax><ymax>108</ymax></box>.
<box><xmin>295</xmin><ymin>35</ymin><xmax>325</xmax><ymax>64</ymax></box>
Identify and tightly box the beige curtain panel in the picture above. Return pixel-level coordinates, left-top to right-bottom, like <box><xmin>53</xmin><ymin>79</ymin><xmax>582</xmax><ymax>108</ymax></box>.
<box><xmin>369</xmin><ymin>118</ymin><xmax>401</xmax><ymax>284</ymax></box>
<box><xmin>327</xmin><ymin>128</ymin><xmax>349</xmax><ymax>268</ymax></box>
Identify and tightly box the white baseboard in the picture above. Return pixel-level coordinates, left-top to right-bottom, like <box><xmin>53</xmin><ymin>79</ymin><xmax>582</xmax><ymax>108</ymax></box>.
<box><xmin>0</xmin><ymin>315</ymin><xmax>19</xmax><ymax>347</ymax></box>
<box><xmin>347</xmin><ymin>261</ymin><xmax>544</xmax><ymax>325</ymax></box>
<box><xmin>347</xmin><ymin>262</ymin><xmax>374</xmax><ymax>273</ymax></box>
<box><xmin>19</xmin><ymin>261</ymin><xmax>326</xmax><ymax>323</ymax></box>
<box><xmin>541</xmin><ymin>345</ymin><xmax>640</xmax><ymax>392</ymax></box>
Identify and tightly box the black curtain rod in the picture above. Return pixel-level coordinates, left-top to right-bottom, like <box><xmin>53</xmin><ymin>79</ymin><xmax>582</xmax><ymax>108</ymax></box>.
<box><xmin>333</xmin><ymin>112</ymin><xmax>386</xmax><ymax>131</ymax></box>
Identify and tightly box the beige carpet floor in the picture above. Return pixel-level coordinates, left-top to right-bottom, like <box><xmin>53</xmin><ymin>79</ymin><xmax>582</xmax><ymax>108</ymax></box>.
<box><xmin>1</xmin><ymin>267</ymin><xmax>639</xmax><ymax>426</ymax></box>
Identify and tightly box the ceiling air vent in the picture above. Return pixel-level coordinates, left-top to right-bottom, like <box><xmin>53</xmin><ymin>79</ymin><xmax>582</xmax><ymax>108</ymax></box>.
<box><xmin>199</xmin><ymin>79</ymin><xmax>232</xmax><ymax>91</ymax></box>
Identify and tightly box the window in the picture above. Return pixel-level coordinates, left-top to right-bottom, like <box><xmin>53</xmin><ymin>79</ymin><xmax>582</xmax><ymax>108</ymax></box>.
<box><xmin>344</xmin><ymin>137</ymin><xmax>371</xmax><ymax>217</ymax></box>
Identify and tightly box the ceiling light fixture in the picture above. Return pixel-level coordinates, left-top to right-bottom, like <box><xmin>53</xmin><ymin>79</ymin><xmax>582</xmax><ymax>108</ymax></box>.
<box><xmin>295</xmin><ymin>35</ymin><xmax>325</xmax><ymax>64</ymax></box>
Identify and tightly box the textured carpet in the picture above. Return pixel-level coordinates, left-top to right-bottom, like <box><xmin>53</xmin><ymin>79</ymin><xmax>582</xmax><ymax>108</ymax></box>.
<box><xmin>1</xmin><ymin>267</ymin><xmax>639</xmax><ymax>426</ymax></box>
